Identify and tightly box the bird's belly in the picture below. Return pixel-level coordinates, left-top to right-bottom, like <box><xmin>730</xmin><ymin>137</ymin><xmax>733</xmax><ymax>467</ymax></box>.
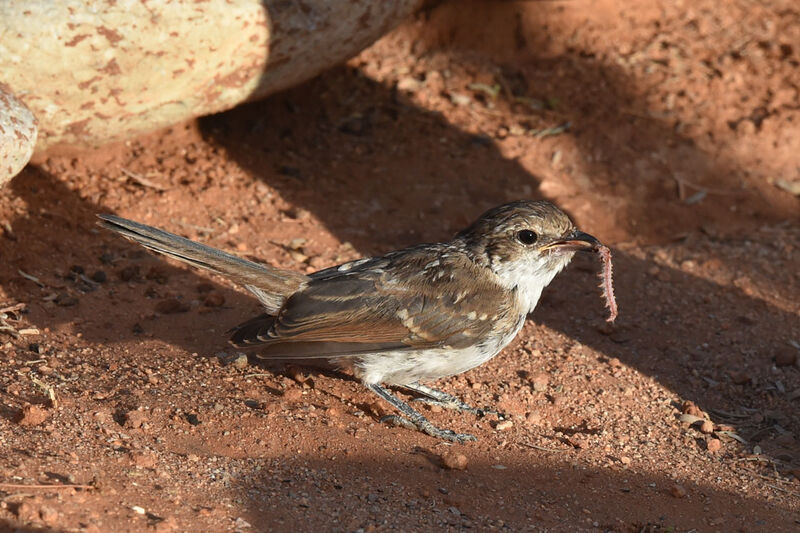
<box><xmin>350</xmin><ymin>316</ymin><xmax>526</xmax><ymax>386</ymax></box>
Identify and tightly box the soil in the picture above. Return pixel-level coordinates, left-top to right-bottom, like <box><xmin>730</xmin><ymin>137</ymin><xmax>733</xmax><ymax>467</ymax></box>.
<box><xmin>2</xmin><ymin>1</ymin><xmax>800</xmax><ymax>531</ymax></box>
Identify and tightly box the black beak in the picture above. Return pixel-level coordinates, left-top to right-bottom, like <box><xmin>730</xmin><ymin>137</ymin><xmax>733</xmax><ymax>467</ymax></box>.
<box><xmin>542</xmin><ymin>230</ymin><xmax>600</xmax><ymax>252</ymax></box>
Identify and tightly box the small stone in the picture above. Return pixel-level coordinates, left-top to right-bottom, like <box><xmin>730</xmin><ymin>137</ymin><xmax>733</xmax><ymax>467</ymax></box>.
<box><xmin>14</xmin><ymin>501</ymin><xmax>39</xmax><ymax>522</ymax></box>
<box><xmin>123</xmin><ymin>410</ymin><xmax>148</xmax><ymax>429</ymax></box>
<box><xmin>525</xmin><ymin>412</ymin><xmax>542</xmax><ymax>425</ymax></box>
<box><xmin>620</xmin><ymin>456</ymin><xmax>632</xmax><ymax>465</ymax></box>
<box><xmin>128</xmin><ymin>451</ymin><xmax>157</xmax><ymax>468</ymax></box>
<box><xmin>729</xmin><ymin>371</ymin><xmax>751</xmax><ymax>385</ymax></box>
<box><xmin>119</xmin><ymin>265</ymin><xmax>140</xmax><ymax>281</ymax></box>
<box><xmin>153</xmin><ymin>516</ymin><xmax>179</xmax><ymax>532</ymax></box>
<box><xmin>774</xmin><ymin>346</ymin><xmax>797</xmax><ymax>367</ymax></box>
<box><xmin>282</xmin><ymin>388</ymin><xmax>303</xmax><ymax>402</ymax></box>
<box><xmin>531</xmin><ymin>373</ymin><xmax>549</xmax><ymax>392</ymax></box>
<box><xmin>495</xmin><ymin>420</ymin><xmax>513</xmax><ymax>431</ymax></box>
<box><xmin>146</xmin><ymin>266</ymin><xmax>170</xmax><ymax>284</ymax></box>
<box><xmin>234</xmin><ymin>517</ymin><xmax>252</xmax><ymax>529</ymax></box>
<box><xmin>202</xmin><ymin>292</ymin><xmax>225</xmax><ymax>307</ymax></box>
<box><xmin>90</xmin><ymin>270</ymin><xmax>108</xmax><ymax>283</ymax></box>
<box><xmin>185</xmin><ymin>413</ymin><xmax>201</xmax><ymax>426</ymax></box>
<box><xmin>670</xmin><ymin>484</ymin><xmax>687</xmax><ymax>498</ymax></box>
<box><xmin>699</xmin><ymin>420</ymin><xmax>714</xmax><ymax>434</ymax></box>
<box><xmin>131</xmin><ymin>506</ymin><xmax>146</xmax><ymax>515</ymax></box>
<box><xmin>449</xmin><ymin>92</ymin><xmax>471</xmax><ymax>106</ymax></box>
<box><xmin>54</xmin><ymin>293</ymin><xmax>79</xmax><ymax>307</ymax></box>
<box><xmin>707</xmin><ymin>438</ymin><xmax>722</xmax><ymax>453</ymax></box>
<box><xmin>681</xmin><ymin>401</ymin><xmax>704</xmax><ymax>418</ymax></box>
<box><xmin>15</xmin><ymin>404</ymin><xmax>50</xmax><ymax>426</ymax></box>
<box><xmin>155</xmin><ymin>298</ymin><xmax>190</xmax><ymax>314</ymax></box>
<box><xmin>217</xmin><ymin>352</ymin><xmax>248</xmax><ymax>368</ymax></box>
<box><xmin>440</xmin><ymin>450</ymin><xmax>468</xmax><ymax>470</ymax></box>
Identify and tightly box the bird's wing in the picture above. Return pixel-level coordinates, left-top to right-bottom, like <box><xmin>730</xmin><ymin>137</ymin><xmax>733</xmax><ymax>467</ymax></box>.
<box><xmin>229</xmin><ymin>247</ymin><xmax>520</xmax><ymax>359</ymax></box>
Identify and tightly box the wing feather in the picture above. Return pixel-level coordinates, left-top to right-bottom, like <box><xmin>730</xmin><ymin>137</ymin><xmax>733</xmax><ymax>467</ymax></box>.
<box><xmin>229</xmin><ymin>246</ymin><xmax>521</xmax><ymax>359</ymax></box>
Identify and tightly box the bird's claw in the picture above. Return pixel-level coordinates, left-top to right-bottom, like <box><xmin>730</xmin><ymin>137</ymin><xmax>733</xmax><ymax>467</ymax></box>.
<box><xmin>379</xmin><ymin>415</ymin><xmax>476</xmax><ymax>443</ymax></box>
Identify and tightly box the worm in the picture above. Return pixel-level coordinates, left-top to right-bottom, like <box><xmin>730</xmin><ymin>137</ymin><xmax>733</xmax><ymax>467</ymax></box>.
<box><xmin>596</xmin><ymin>245</ymin><xmax>618</xmax><ymax>322</ymax></box>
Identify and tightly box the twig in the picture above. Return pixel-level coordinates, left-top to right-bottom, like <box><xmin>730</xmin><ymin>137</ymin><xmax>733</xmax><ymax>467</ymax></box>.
<box><xmin>765</xmin><ymin>483</ymin><xmax>800</xmax><ymax>498</ymax></box>
<box><xmin>522</xmin><ymin>442</ymin><xmax>568</xmax><ymax>453</ymax></box>
<box><xmin>0</xmin><ymin>303</ymin><xmax>26</xmax><ymax>314</ymax></box>
<box><xmin>0</xmin><ymin>483</ymin><xmax>94</xmax><ymax>491</ymax></box>
<box><xmin>17</xmin><ymin>269</ymin><xmax>45</xmax><ymax>287</ymax></box>
<box><xmin>30</xmin><ymin>377</ymin><xmax>58</xmax><ymax>408</ymax></box>
<box><xmin>121</xmin><ymin>168</ymin><xmax>167</xmax><ymax>191</ymax></box>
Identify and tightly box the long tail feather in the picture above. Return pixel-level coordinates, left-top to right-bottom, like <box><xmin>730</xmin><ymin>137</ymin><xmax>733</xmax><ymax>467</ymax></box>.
<box><xmin>98</xmin><ymin>214</ymin><xmax>308</xmax><ymax>313</ymax></box>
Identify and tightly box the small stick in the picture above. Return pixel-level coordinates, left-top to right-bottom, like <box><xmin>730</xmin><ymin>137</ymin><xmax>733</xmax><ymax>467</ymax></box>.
<box><xmin>596</xmin><ymin>245</ymin><xmax>618</xmax><ymax>322</ymax></box>
<box><xmin>0</xmin><ymin>483</ymin><xmax>94</xmax><ymax>490</ymax></box>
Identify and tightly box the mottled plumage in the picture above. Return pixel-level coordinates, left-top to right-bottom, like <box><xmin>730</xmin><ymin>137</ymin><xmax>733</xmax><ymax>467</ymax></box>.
<box><xmin>99</xmin><ymin>200</ymin><xmax>601</xmax><ymax>442</ymax></box>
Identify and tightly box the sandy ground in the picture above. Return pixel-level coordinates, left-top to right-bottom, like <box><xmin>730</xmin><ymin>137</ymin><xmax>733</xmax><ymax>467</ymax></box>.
<box><xmin>1</xmin><ymin>1</ymin><xmax>799</xmax><ymax>531</ymax></box>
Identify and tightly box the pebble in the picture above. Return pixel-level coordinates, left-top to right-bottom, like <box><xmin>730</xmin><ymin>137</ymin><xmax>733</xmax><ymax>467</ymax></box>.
<box><xmin>729</xmin><ymin>371</ymin><xmax>751</xmax><ymax>385</ymax></box>
<box><xmin>123</xmin><ymin>410</ymin><xmax>148</xmax><ymax>429</ymax></box>
<box><xmin>440</xmin><ymin>450</ymin><xmax>468</xmax><ymax>470</ymax></box>
<box><xmin>620</xmin><ymin>456</ymin><xmax>632</xmax><ymax>465</ymax></box>
<box><xmin>707</xmin><ymin>438</ymin><xmax>722</xmax><ymax>453</ymax></box>
<box><xmin>681</xmin><ymin>401</ymin><xmax>705</xmax><ymax>418</ymax></box>
<box><xmin>119</xmin><ymin>265</ymin><xmax>140</xmax><ymax>281</ymax></box>
<box><xmin>495</xmin><ymin>420</ymin><xmax>513</xmax><ymax>431</ymax></box>
<box><xmin>217</xmin><ymin>352</ymin><xmax>248</xmax><ymax>368</ymax></box>
<box><xmin>202</xmin><ymin>292</ymin><xmax>225</xmax><ymax>307</ymax></box>
<box><xmin>531</xmin><ymin>373</ymin><xmax>549</xmax><ymax>392</ymax></box>
<box><xmin>128</xmin><ymin>451</ymin><xmax>157</xmax><ymax>468</ymax></box>
<box><xmin>155</xmin><ymin>298</ymin><xmax>190</xmax><ymax>314</ymax></box>
<box><xmin>282</xmin><ymin>388</ymin><xmax>303</xmax><ymax>402</ymax></box>
<box><xmin>774</xmin><ymin>346</ymin><xmax>797</xmax><ymax>367</ymax></box>
<box><xmin>15</xmin><ymin>404</ymin><xmax>50</xmax><ymax>426</ymax></box>
<box><xmin>90</xmin><ymin>270</ymin><xmax>107</xmax><ymax>283</ymax></box>
<box><xmin>699</xmin><ymin>420</ymin><xmax>715</xmax><ymax>434</ymax></box>
<box><xmin>670</xmin><ymin>484</ymin><xmax>687</xmax><ymax>498</ymax></box>
<box><xmin>525</xmin><ymin>412</ymin><xmax>542</xmax><ymax>425</ymax></box>
<box><xmin>54</xmin><ymin>293</ymin><xmax>79</xmax><ymax>307</ymax></box>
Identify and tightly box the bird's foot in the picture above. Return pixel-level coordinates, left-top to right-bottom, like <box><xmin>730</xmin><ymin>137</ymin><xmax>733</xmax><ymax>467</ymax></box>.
<box><xmin>380</xmin><ymin>415</ymin><xmax>477</xmax><ymax>443</ymax></box>
<box><xmin>409</xmin><ymin>397</ymin><xmax>506</xmax><ymax>419</ymax></box>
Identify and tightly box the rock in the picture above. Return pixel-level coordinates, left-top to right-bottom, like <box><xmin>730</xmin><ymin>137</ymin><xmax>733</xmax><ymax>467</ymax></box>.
<box><xmin>15</xmin><ymin>404</ymin><xmax>50</xmax><ymax>426</ymax></box>
<box><xmin>123</xmin><ymin>410</ymin><xmax>148</xmax><ymax>429</ymax></box>
<box><xmin>681</xmin><ymin>400</ymin><xmax>705</xmax><ymax>418</ymax></box>
<box><xmin>531</xmin><ymin>372</ymin><xmax>549</xmax><ymax>392</ymax></box>
<box><xmin>774</xmin><ymin>346</ymin><xmax>797</xmax><ymax>367</ymax></box>
<box><xmin>707</xmin><ymin>438</ymin><xmax>722</xmax><ymax>453</ymax></box>
<box><xmin>0</xmin><ymin>1</ymin><xmax>423</xmax><ymax>153</ymax></box>
<box><xmin>494</xmin><ymin>420</ymin><xmax>514</xmax><ymax>431</ymax></box>
<box><xmin>54</xmin><ymin>293</ymin><xmax>79</xmax><ymax>307</ymax></box>
<box><xmin>217</xmin><ymin>352</ymin><xmax>248</xmax><ymax>368</ymax></box>
<box><xmin>699</xmin><ymin>420</ymin><xmax>714</xmax><ymax>434</ymax></box>
<box><xmin>0</xmin><ymin>83</ymin><xmax>37</xmax><ymax>187</ymax></box>
<box><xmin>155</xmin><ymin>298</ymin><xmax>190</xmax><ymax>314</ymax></box>
<box><xmin>282</xmin><ymin>387</ymin><xmax>303</xmax><ymax>402</ymax></box>
<box><xmin>202</xmin><ymin>292</ymin><xmax>225</xmax><ymax>307</ymax></box>
<box><xmin>440</xmin><ymin>450</ymin><xmax>468</xmax><ymax>470</ymax></box>
<box><xmin>670</xmin><ymin>484</ymin><xmax>687</xmax><ymax>498</ymax></box>
<box><xmin>128</xmin><ymin>451</ymin><xmax>157</xmax><ymax>468</ymax></box>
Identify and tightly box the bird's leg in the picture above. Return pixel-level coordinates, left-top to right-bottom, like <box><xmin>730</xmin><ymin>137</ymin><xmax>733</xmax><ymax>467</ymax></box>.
<box><xmin>367</xmin><ymin>383</ymin><xmax>476</xmax><ymax>443</ymax></box>
<box><xmin>403</xmin><ymin>382</ymin><xmax>506</xmax><ymax>419</ymax></box>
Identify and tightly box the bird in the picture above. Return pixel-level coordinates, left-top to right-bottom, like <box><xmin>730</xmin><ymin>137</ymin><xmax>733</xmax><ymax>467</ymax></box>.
<box><xmin>98</xmin><ymin>200</ymin><xmax>602</xmax><ymax>443</ymax></box>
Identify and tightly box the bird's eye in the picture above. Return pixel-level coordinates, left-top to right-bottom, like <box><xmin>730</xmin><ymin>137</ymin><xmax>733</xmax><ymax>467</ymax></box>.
<box><xmin>516</xmin><ymin>229</ymin><xmax>538</xmax><ymax>245</ymax></box>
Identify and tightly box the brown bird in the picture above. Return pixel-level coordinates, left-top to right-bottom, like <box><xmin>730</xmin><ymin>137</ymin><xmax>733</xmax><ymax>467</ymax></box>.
<box><xmin>99</xmin><ymin>200</ymin><xmax>603</xmax><ymax>442</ymax></box>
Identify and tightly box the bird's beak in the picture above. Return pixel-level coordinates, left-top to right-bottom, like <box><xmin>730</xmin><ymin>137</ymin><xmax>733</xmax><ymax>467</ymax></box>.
<box><xmin>541</xmin><ymin>230</ymin><xmax>600</xmax><ymax>253</ymax></box>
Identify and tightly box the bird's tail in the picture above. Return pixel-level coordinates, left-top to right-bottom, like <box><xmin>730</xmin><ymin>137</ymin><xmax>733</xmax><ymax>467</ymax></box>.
<box><xmin>97</xmin><ymin>214</ymin><xmax>309</xmax><ymax>313</ymax></box>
